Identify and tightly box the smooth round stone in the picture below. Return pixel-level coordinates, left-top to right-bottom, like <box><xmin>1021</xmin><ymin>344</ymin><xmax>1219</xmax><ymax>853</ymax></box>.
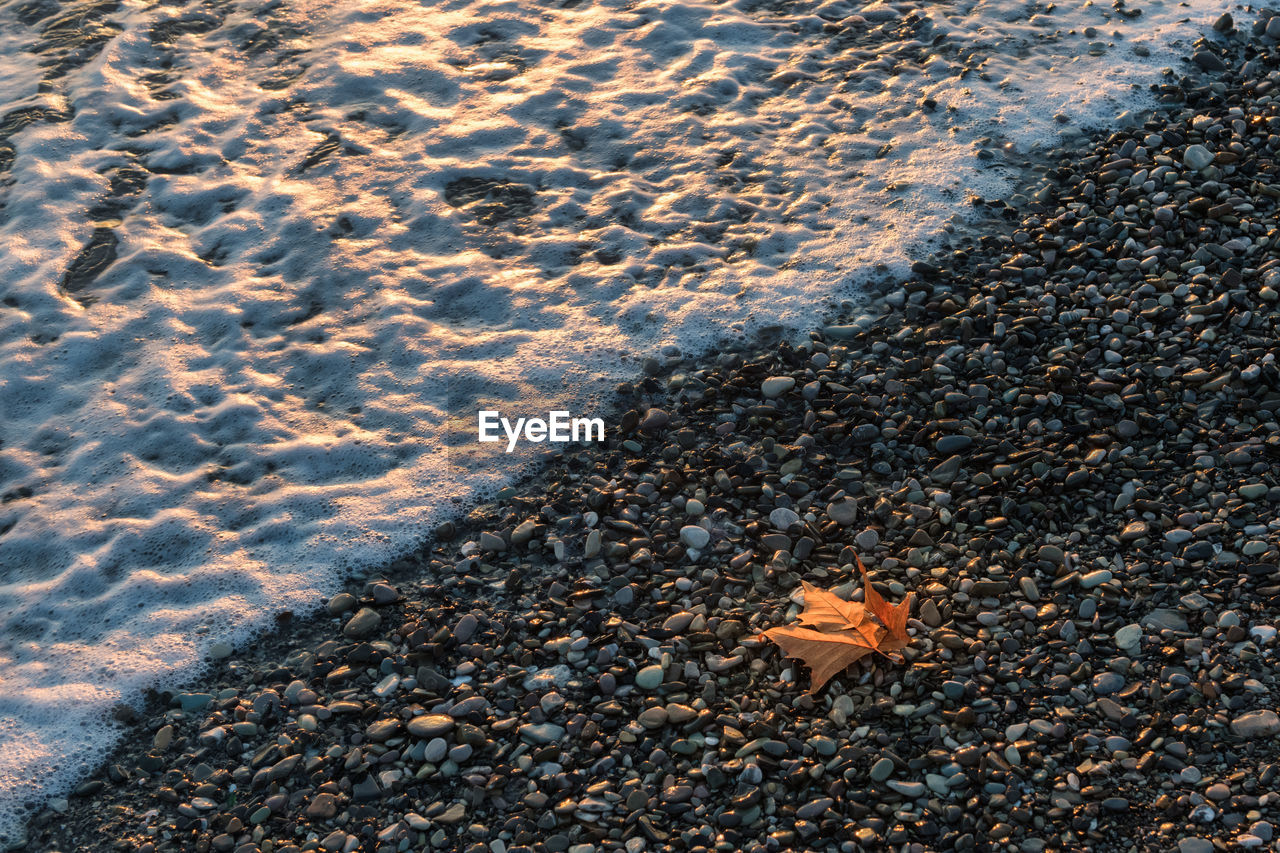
<box><xmin>1092</xmin><ymin>672</ymin><xmax>1125</xmax><ymax>696</ymax></box>
<box><xmin>680</xmin><ymin>525</ymin><xmax>710</xmax><ymax>549</ymax></box>
<box><xmin>639</xmin><ymin>408</ymin><xmax>669</xmax><ymax>431</ymax></box>
<box><xmin>1114</xmin><ymin>623</ymin><xmax>1142</xmax><ymax>651</ymax></box>
<box><xmin>423</xmin><ymin>737</ymin><xmax>448</xmax><ymax>763</ymax></box>
<box><xmin>1103</xmin><ymin>736</ymin><xmax>1130</xmax><ymax>752</ymax></box>
<box><xmin>685</xmin><ymin>498</ymin><xmax>705</xmax><ymax>515</ymax></box>
<box><xmin>808</xmin><ymin>736</ymin><xmax>837</xmax><ymax>756</ymax></box>
<box><xmin>638</xmin><ymin>707</ymin><xmax>669</xmax><ymax>728</ymax></box>
<box><xmin>327</xmin><ymin>593</ymin><xmax>357</xmax><ymax>615</ymax></box>
<box><xmin>826</xmin><ymin>500</ymin><xmax>857</xmax><ymax>526</ymax></box>
<box><xmin>1180</xmin><ymin>766</ymin><xmax>1203</xmax><ymax>784</ymax></box>
<box><xmin>935</xmin><ymin>434</ymin><xmax>973</xmax><ymax>454</ymax></box>
<box><xmin>1018</xmin><ymin>577</ymin><xmax>1040</xmax><ymax>601</ymax></box>
<box><xmin>665</xmin><ymin>703</ymin><xmax>696</xmax><ymax>723</ymax></box>
<box><xmin>454</xmin><ymin>613</ymin><xmax>479</xmax><ymax>642</ymax></box>
<box><xmin>1206</xmin><ymin>783</ymin><xmax>1231</xmax><ymax>802</ymax></box>
<box><xmin>761</xmin><ymin>376</ymin><xmax>796</xmax><ymax>398</ymax></box>
<box><xmin>855</xmin><ymin>529</ymin><xmax>880</xmax><ymax>550</ymax></box>
<box><xmin>869</xmin><ymin>758</ymin><xmax>894</xmax><ymax>782</ymax></box>
<box><xmin>1183</xmin><ymin>144</ymin><xmax>1214</xmax><ymax>170</ymax></box>
<box><xmin>942</xmin><ymin>680</ymin><xmax>966</xmax><ymax>700</ymax></box>
<box><xmin>208</xmin><ymin>642</ymin><xmax>233</xmax><ymax>660</ymax></box>
<box><xmin>635</xmin><ymin>665</ymin><xmax>665</xmax><ymax>690</ymax></box>
<box><xmin>1250</xmin><ymin>626</ymin><xmax>1277</xmax><ymax>644</ymax></box>
<box><xmin>769</xmin><ymin>507</ymin><xmax>800</xmax><ymax>530</ymax></box>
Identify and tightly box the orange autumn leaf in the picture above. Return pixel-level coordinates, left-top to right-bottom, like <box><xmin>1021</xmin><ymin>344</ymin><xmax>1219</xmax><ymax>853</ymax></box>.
<box><xmin>761</xmin><ymin>624</ymin><xmax>878</xmax><ymax>694</ymax></box>
<box><xmin>761</xmin><ymin>560</ymin><xmax>914</xmax><ymax>693</ymax></box>
<box><xmin>795</xmin><ymin>581</ymin><xmax>871</xmax><ymax>634</ymax></box>
<box><xmin>856</xmin><ymin>555</ymin><xmax>912</xmax><ymax>655</ymax></box>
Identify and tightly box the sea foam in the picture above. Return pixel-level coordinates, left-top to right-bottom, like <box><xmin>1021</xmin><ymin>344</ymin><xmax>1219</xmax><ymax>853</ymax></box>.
<box><xmin>0</xmin><ymin>0</ymin><xmax>1221</xmax><ymax>842</ymax></box>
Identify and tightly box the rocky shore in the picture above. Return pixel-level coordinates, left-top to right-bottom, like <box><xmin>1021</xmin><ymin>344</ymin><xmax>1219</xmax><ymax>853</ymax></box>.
<box><xmin>21</xmin><ymin>10</ymin><xmax>1280</xmax><ymax>853</ymax></box>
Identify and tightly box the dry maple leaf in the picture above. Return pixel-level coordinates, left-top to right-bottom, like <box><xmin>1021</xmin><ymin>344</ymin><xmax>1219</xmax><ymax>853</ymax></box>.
<box><xmin>762</xmin><ymin>559</ymin><xmax>914</xmax><ymax>693</ymax></box>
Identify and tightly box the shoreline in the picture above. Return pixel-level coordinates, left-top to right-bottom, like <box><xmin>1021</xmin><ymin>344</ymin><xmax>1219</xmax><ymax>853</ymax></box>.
<box><xmin>20</xmin><ymin>11</ymin><xmax>1280</xmax><ymax>853</ymax></box>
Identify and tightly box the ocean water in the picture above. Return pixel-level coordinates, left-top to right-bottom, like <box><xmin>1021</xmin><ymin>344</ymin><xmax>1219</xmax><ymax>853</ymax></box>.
<box><xmin>0</xmin><ymin>0</ymin><xmax>1220</xmax><ymax>841</ymax></box>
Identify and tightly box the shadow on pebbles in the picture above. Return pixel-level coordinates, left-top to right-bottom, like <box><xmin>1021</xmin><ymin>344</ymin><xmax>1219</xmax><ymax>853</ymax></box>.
<box><xmin>23</xmin><ymin>11</ymin><xmax>1280</xmax><ymax>853</ymax></box>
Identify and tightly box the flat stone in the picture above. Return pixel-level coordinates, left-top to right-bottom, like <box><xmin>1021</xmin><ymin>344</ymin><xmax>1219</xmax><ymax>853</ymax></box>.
<box><xmin>176</xmin><ymin>693</ymin><xmax>213</xmax><ymax>712</ymax></box>
<box><xmin>343</xmin><ymin>607</ymin><xmax>381</xmax><ymax>639</ymax></box>
<box><xmin>407</xmin><ymin>714</ymin><xmax>455</xmax><ymax>738</ymax></box>
<box><xmin>1231</xmin><ymin>710</ymin><xmax>1280</xmax><ymax>738</ymax></box>
<box><xmin>929</xmin><ymin>455</ymin><xmax>963</xmax><ymax>484</ymax></box>
<box><xmin>885</xmin><ymin>780</ymin><xmax>925</xmax><ymax>798</ymax></box>
<box><xmin>365</xmin><ymin>719</ymin><xmax>401</xmax><ymax>742</ymax></box>
<box><xmin>1080</xmin><ymin>570</ymin><xmax>1112</xmax><ymax>589</ymax></box>
<box><xmin>523</xmin><ymin>664</ymin><xmax>573</xmax><ymax>691</ymax></box>
<box><xmin>435</xmin><ymin>803</ymin><xmax>467</xmax><ymax>825</ymax></box>
<box><xmin>869</xmin><ymin>758</ymin><xmax>894</xmax><ymax>782</ymax></box>
<box><xmin>519</xmin><ymin>723</ymin><xmax>566</xmax><ymax>744</ymax></box>
<box><xmin>1119</xmin><ymin>521</ymin><xmax>1148</xmax><ymax>541</ymax></box>
<box><xmin>511</xmin><ymin>520</ymin><xmax>536</xmax><ymax>545</ymax></box>
<box><xmin>1142</xmin><ymin>609</ymin><xmax>1189</xmax><ymax>633</ymax></box>
<box><xmin>306</xmin><ymin>793</ymin><xmax>338</xmax><ymax>818</ymax></box>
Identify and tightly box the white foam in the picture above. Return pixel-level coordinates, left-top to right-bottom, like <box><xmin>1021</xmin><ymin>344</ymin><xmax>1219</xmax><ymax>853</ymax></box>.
<box><xmin>0</xmin><ymin>0</ymin><xmax>1222</xmax><ymax>843</ymax></box>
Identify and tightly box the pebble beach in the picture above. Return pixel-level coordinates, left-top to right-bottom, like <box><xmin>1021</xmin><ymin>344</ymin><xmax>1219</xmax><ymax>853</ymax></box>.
<box><xmin>20</xmin><ymin>8</ymin><xmax>1280</xmax><ymax>853</ymax></box>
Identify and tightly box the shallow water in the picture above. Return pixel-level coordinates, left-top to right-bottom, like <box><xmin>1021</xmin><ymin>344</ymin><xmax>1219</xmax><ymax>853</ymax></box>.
<box><xmin>0</xmin><ymin>0</ymin><xmax>1219</xmax><ymax>840</ymax></box>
